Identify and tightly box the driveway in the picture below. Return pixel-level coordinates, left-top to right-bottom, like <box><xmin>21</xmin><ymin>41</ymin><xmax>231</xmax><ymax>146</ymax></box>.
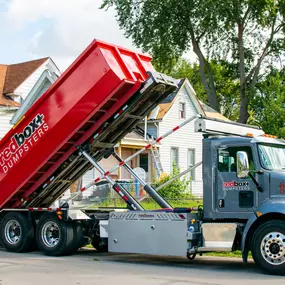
<box><xmin>0</xmin><ymin>248</ymin><xmax>284</xmax><ymax>285</ymax></box>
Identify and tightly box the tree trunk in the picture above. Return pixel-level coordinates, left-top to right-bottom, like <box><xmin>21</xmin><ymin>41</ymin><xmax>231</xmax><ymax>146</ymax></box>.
<box><xmin>239</xmin><ymin>87</ymin><xmax>250</xmax><ymax>123</ymax></box>
<box><xmin>204</xmin><ymin>60</ymin><xmax>220</xmax><ymax>112</ymax></box>
<box><xmin>193</xmin><ymin>42</ymin><xmax>220</xmax><ymax>112</ymax></box>
<box><xmin>188</xmin><ymin>21</ymin><xmax>220</xmax><ymax>112</ymax></box>
<box><xmin>237</xmin><ymin>22</ymin><xmax>249</xmax><ymax>123</ymax></box>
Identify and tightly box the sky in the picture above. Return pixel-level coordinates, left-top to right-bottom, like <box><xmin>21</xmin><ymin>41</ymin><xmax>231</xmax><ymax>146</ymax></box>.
<box><xmin>0</xmin><ymin>0</ymin><xmax>141</xmax><ymax>71</ymax></box>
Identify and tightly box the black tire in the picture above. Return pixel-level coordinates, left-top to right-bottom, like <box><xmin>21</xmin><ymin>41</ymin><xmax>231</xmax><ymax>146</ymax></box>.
<box><xmin>1</xmin><ymin>212</ymin><xmax>35</xmax><ymax>253</ymax></box>
<box><xmin>36</xmin><ymin>213</ymin><xmax>75</xmax><ymax>256</ymax></box>
<box><xmin>187</xmin><ymin>252</ymin><xmax>196</xmax><ymax>260</ymax></box>
<box><xmin>70</xmin><ymin>221</ymin><xmax>86</xmax><ymax>252</ymax></box>
<box><xmin>251</xmin><ymin>220</ymin><xmax>285</xmax><ymax>275</ymax></box>
<box><xmin>91</xmin><ymin>236</ymin><xmax>108</xmax><ymax>252</ymax></box>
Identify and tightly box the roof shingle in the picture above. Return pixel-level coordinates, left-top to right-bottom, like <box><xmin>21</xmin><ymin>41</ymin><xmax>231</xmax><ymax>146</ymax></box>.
<box><xmin>0</xmin><ymin>57</ymin><xmax>48</xmax><ymax>107</ymax></box>
<box><xmin>0</xmin><ymin>64</ymin><xmax>7</xmax><ymax>94</ymax></box>
<box><xmin>0</xmin><ymin>65</ymin><xmax>19</xmax><ymax>107</ymax></box>
<box><xmin>148</xmin><ymin>78</ymin><xmax>230</xmax><ymax>122</ymax></box>
<box><xmin>3</xmin><ymin>57</ymin><xmax>48</xmax><ymax>94</ymax></box>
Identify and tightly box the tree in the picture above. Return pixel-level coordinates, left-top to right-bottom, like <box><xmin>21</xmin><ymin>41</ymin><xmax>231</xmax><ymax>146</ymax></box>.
<box><xmin>169</xmin><ymin>59</ymin><xmax>207</xmax><ymax>103</ymax></box>
<box><xmin>101</xmin><ymin>0</ymin><xmax>285</xmax><ymax>123</ymax></box>
<box><xmin>213</xmin><ymin>0</ymin><xmax>285</xmax><ymax>123</ymax></box>
<box><xmin>170</xmin><ymin>58</ymin><xmax>240</xmax><ymax>120</ymax></box>
<box><xmin>101</xmin><ymin>0</ymin><xmax>221</xmax><ymax>112</ymax></box>
<box><xmin>250</xmin><ymin>68</ymin><xmax>285</xmax><ymax>137</ymax></box>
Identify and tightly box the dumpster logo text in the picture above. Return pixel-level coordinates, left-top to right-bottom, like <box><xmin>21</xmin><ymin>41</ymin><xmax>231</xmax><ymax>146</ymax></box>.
<box><xmin>0</xmin><ymin>114</ymin><xmax>49</xmax><ymax>173</ymax></box>
<box><xmin>223</xmin><ymin>180</ymin><xmax>250</xmax><ymax>191</ymax></box>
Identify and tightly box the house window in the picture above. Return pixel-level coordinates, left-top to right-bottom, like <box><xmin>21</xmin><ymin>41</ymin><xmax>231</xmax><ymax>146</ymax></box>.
<box><xmin>170</xmin><ymin>147</ymin><xmax>179</xmax><ymax>172</ymax></box>
<box><xmin>188</xmin><ymin>149</ymin><xmax>195</xmax><ymax>180</ymax></box>
<box><xmin>140</xmin><ymin>153</ymin><xmax>149</xmax><ymax>172</ymax></box>
<box><xmin>179</xmin><ymin>102</ymin><xmax>186</xmax><ymax>119</ymax></box>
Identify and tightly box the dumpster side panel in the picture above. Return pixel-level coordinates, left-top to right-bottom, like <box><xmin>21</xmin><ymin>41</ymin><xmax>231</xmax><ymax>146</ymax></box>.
<box><xmin>0</xmin><ymin>39</ymin><xmax>153</xmax><ymax>208</ymax></box>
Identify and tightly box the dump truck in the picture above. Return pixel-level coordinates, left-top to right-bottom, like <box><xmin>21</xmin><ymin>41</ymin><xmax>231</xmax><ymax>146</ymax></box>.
<box><xmin>0</xmin><ymin>39</ymin><xmax>285</xmax><ymax>276</ymax></box>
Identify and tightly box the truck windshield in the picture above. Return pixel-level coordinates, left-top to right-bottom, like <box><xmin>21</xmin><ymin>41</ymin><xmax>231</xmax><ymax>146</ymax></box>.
<box><xmin>258</xmin><ymin>143</ymin><xmax>285</xmax><ymax>170</ymax></box>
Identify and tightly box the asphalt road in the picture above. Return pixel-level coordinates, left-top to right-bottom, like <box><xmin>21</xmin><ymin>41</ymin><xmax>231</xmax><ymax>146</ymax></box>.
<box><xmin>0</xmin><ymin>248</ymin><xmax>284</xmax><ymax>285</ymax></box>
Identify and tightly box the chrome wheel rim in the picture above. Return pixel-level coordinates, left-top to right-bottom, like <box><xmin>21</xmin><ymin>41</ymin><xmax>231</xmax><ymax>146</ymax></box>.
<box><xmin>4</xmin><ymin>220</ymin><xmax>21</xmax><ymax>245</ymax></box>
<box><xmin>260</xmin><ymin>232</ymin><xmax>285</xmax><ymax>265</ymax></box>
<box><xmin>41</xmin><ymin>221</ymin><xmax>60</xmax><ymax>247</ymax></box>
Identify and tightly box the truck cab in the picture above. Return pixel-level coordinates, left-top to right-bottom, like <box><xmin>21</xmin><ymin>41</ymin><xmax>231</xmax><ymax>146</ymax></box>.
<box><xmin>203</xmin><ymin>135</ymin><xmax>285</xmax><ymax>220</ymax></box>
<box><xmin>198</xmin><ymin>133</ymin><xmax>285</xmax><ymax>275</ymax></box>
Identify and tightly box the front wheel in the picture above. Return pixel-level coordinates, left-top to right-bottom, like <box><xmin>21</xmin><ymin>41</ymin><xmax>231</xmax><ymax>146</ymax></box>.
<box><xmin>251</xmin><ymin>220</ymin><xmax>285</xmax><ymax>275</ymax></box>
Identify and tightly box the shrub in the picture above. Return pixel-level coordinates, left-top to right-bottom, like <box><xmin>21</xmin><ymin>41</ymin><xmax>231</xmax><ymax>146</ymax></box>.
<box><xmin>153</xmin><ymin>162</ymin><xmax>192</xmax><ymax>199</ymax></box>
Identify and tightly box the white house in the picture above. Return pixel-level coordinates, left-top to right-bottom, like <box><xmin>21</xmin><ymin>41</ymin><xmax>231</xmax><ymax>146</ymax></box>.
<box><xmin>140</xmin><ymin>78</ymin><xmax>230</xmax><ymax>196</ymax></box>
<box><xmin>0</xmin><ymin>58</ymin><xmax>60</xmax><ymax>138</ymax></box>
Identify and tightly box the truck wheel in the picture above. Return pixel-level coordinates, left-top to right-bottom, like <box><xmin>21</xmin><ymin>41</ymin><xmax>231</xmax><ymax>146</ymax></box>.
<box><xmin>91</xmin><ymin>237</ymin><xmax>108</xmax><ymax>252</ymax></box>
<box><xmin>70</xmin><ymin>221</ymin><xmax>86</xmax><ymax>251</ymax></box>
<box><xmin>1</xmin><ymin>212</ymin><xmax>35</xmax><ymax>253</ymax></box>
<box><xmin>187</xmin><ymin>252</ymin><xmax>196</xmax><ymax>260</ymax></box>
<box><xmin>36</xmin><ymin>213</ymin><xmax>75</xmax><ymax>256</ymax></box>
<box><xmin>251</xmin><ymin>220</ymin><xmax>285</xmax><ymax>275</ymax></box>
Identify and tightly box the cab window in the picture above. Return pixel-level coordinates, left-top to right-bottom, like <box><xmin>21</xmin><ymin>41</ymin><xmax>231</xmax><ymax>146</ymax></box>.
<box><xmin>218</xmin><ymin>146</ymin><xmax>254</xmax><ymax>172</ymax></box>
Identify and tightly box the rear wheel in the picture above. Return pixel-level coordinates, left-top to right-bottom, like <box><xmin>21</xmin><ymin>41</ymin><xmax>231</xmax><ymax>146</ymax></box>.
<box><xmin>251</xmin><ymin>220</ymin><xmax>285</xmax><ymax>275</ymax></box>
<box><xmin>36</xmin><ymin>213</ymin><xmax>75</xmax><ymax>256</ymax></box>
<box><xmin>1</xmin><ymin>212</ymin><xmax>35</xmax><ymax>252</ymax></box>
<box><xmin>71</xmin><ymin>221</ymin><xmax>87</xmax><ymax>251</ymax></box>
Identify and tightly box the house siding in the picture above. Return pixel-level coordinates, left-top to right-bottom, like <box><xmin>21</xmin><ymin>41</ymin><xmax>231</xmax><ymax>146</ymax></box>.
<box><xmin>14</xmin><ymin>59</ymin><xmax>60</xmax><ymax>101</ymax></box>
<box><xmin>0</xmin><ymin>59</ymin><xmax>59</xmax><ymax>139</ymax></box>
<box><xmin>0</xmin><ymin>109</ymin><xmax>16</xmax><ymax>139</ymax></box>
<box><xmin>158</xmin><ymin>86</ymin><xmax>203</xmax><ymax>197</ymax></box>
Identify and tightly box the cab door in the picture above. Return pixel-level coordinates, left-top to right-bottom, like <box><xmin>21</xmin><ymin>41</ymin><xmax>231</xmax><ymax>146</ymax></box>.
<box><xmin>215</xmin><ymin>145</ymin><xmax>257</xmax><ymax>217</ymax></box>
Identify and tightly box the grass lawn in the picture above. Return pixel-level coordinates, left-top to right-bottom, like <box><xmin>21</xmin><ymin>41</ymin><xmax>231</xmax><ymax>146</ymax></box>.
<box><xmin>86</xmin><ymin>198</ymin><xmax>203</xmax><ymax>210</ymax></box>
<box><xmin>204</xmin><ymin>251</ymin><xmax>252</xmax><ymax>258</ymax></box>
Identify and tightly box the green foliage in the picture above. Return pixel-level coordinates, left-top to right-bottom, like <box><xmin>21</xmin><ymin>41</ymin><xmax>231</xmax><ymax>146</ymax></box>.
<box><xmin>169</xmin><ymin>57</ymin><xmax>285</xmax><ymax>134</ymax></box>
<box><xmin>101</xmin><ymin>0</ymin><xmax>196</xmax><ymax>70</ymax></box>
<box><xmin>204</xmin><ymin>250</ymin><xmax>252</xmax><ymax>258</ymax></box>
<box><xmin>101</xmin><ymin>0</ymin><xmax>285</xmax><ymax>123</ymax></box>
<box><xmin>101</xmin><ymin>0</ymin><xmax>222</xmax><ymax>112</ymax></box>
<box><xmin>153</xmin><ymin>162</ymin><xmax>192</xmax><ymax>199</ymax></box>
<box><xmin>168</xmin><ymin>59</ymin><xmax>207</xmax><ymax>103</ymax></box>
<box><xmin>169</xmin><ymin>58</ymin><xmax>240</xmax><ymax>120</ymax></box>
<box><xmin>210</xmin><ymin>60</ymin><xmax>241</xmax><ymax>121</ymax></box>
<box><xmin>250</xmin><ymin>68</ymin><xmax>285</xmax><ymax>137</ymax></box>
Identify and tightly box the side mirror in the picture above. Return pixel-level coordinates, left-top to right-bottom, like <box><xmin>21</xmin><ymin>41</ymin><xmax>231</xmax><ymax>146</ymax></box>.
<box><xmin>236</xmin><ymin>151</ymin><xmax>249</xmax><ymax>178</ymax></box>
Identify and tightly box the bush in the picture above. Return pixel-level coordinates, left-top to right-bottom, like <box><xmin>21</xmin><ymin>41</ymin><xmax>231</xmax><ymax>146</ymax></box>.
<box><xmin>153</xmin><ymin>162</ymin><xmax>192</xmax><ymax>199</ymax></box>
